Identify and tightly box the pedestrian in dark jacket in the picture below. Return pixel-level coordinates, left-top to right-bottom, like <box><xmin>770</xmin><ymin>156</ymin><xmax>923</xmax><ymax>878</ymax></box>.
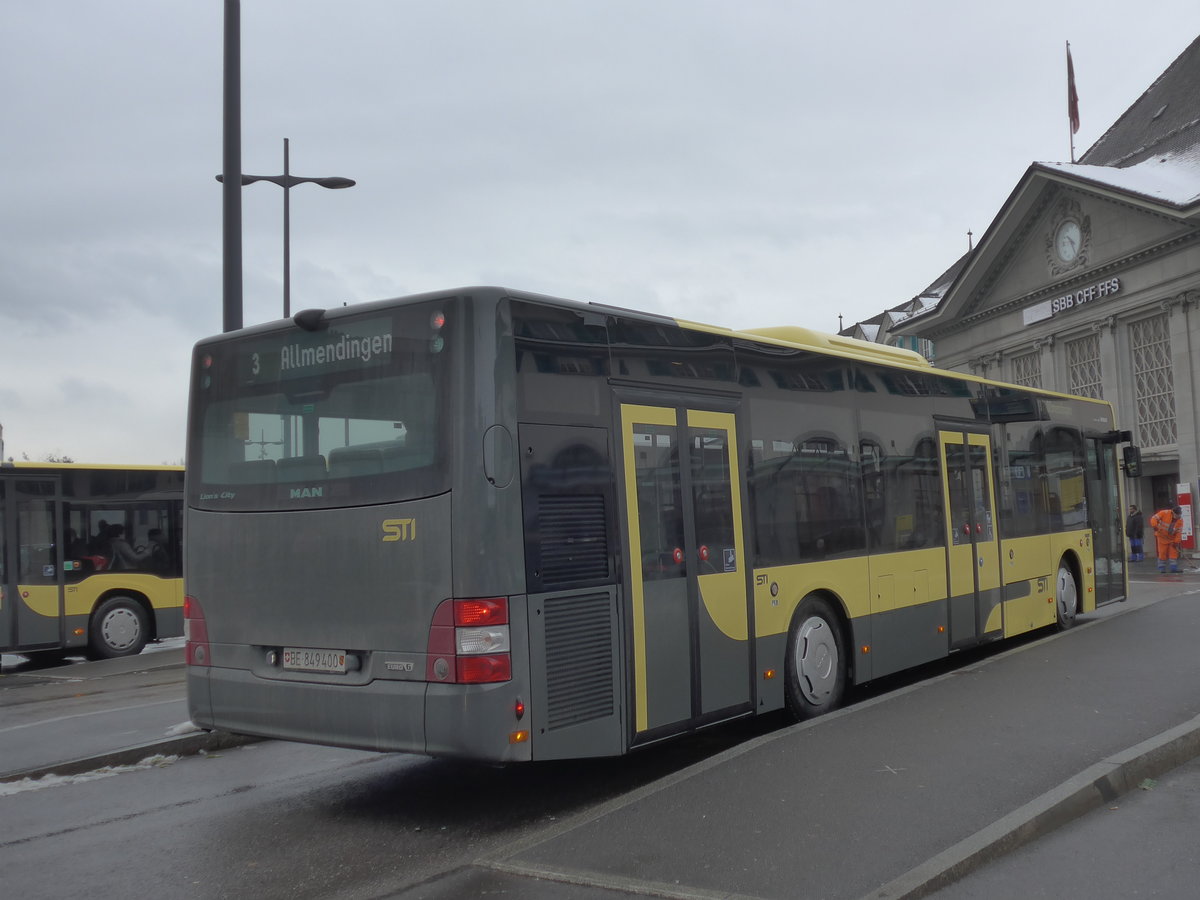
<box><xmin>1126</xmin><ymin>505</ymin><xmax>1144</xmax><ymax>561</ymax></box>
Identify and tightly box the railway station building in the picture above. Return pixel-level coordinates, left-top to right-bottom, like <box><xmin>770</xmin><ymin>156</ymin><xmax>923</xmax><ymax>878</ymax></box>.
<box><xmin>850</xmin><ymin>36</ymin><xmax>1200</xmax><ymax>525</ymax></box>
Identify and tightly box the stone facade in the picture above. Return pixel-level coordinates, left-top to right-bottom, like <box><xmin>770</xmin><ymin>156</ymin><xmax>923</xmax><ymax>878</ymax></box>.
<box><xmin>863</xmin><ymin>36</ymin><xmax>1200</xmax><ymax>522</ymax></box>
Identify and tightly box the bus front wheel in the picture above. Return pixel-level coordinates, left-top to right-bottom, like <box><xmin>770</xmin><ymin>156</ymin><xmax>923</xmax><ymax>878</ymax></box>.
<box><xmin>784</xmin><ymin>595</ymin><xmax>847</xmax><ymax>721</ymax></box>
<box><xmin>88</xmin><ymin>597</ymin><xmax>149</xmax><ymax>659</ymax></box>
<box><xmin>1055</xmin><ymin>559</ymin><xmax>1079</xmax><ymax>630</ymax></box>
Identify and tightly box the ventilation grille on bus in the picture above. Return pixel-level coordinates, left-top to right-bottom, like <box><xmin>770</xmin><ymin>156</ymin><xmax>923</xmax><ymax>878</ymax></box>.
<box><xmin>538</xmin><ymin>495</ymin><xmax>609</xmax><ymax>585</ymax></box>
<box><xmin>544</xmin><ymin>592</ymin><xmax>615</xmax><ymax>731</ymax></box>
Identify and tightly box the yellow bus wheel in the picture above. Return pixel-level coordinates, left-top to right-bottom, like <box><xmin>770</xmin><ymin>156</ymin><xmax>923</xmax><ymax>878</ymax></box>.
<box><xmin>784</xmin><ymin>595</ymin><xmax>847</xmax><ymax>721</ymax></box>
<box><xmin>1055</xmin><ymin>559</ymin><xmax>1079</xmax><ymax>630</ymax></box>
<box><xmin>88</xmin><ymin>597</ymin><xmax>150</xmax><ymax>659</ymax></box>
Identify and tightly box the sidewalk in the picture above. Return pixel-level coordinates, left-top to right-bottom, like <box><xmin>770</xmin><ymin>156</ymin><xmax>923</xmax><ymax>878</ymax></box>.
<box><xmin>1127</xmin><ymin>554</ymin><xmax>1200</xmax><ymax>576</ymax></box>
<box><xmin>928</xmin><ymin>752</ymin><xmax>1200</xmax><ymax>898</ymax></box>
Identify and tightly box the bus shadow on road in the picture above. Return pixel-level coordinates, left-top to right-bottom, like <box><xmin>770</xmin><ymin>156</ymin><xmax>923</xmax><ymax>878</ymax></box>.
<box><xmin>321</xmin><ymin>711</ymin><xmax>785</xmax><ymax>833</ymax></box>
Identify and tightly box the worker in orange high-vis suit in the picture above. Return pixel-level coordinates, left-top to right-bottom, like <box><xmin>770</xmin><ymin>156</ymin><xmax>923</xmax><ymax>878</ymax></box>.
<box><xmin>1150</xmin><ymin>505</ymin><xmax>1184</xmax><ymax>573</ymax></box>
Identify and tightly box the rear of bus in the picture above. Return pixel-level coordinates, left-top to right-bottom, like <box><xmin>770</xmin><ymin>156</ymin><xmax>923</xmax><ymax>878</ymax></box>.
<box><xmin>185</xmin><ymin>290</ymin><xmax>534</xmax><ymax>762</ymax></box>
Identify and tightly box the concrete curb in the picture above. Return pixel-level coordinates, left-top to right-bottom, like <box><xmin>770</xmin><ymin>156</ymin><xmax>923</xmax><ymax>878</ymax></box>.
<box><xmin>0</xmin><ymin>729</ymin><xmax>260</xmax><ymax>784</ymax></box>
<box><xmin>862</xmin><ymin>712</ymin><xmax>1200</xmax><ymax>900</ymax></box>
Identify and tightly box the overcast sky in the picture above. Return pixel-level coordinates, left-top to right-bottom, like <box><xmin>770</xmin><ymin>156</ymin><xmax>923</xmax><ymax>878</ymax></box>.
<box><xmin>3</xmin><ymin>2</ymin><xmax>1198</xmax><ymax>464</ymax></box>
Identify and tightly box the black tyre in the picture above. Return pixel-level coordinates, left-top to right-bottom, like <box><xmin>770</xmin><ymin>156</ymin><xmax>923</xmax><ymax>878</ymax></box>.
<box><xmin>88</xmin><ymin>596</ymin><xmax>149</xmax><ymax>659</ymax></box>
<box><xmin>784</xmin><ymin>595</ymin><xmax>847</xmax><ymax>721</ymax></box>
<box><xmin>1055</xmin><ymin>558</ymin><xmax>1079</xmax><ymax>630</ymax></box>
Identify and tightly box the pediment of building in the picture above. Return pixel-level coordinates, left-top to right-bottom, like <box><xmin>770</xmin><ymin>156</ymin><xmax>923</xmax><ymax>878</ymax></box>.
<box><xmin>962</xmin><ymin>184</ymin><xmax>1189</xmax><ymax>320</ymax></box>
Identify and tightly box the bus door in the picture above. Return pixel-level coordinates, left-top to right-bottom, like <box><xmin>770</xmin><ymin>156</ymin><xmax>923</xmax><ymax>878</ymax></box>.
<box><xmin>939</xmin><ymin>430</ymin><xmax>1003</xmax><ymax>647</ymax></box>
<box><xmin>1087</xmin><ymin>436</ymin><xmax>1126</xmax><ymax>605</ymax></box>
<box><xmin>619</xmin><ymin>402</ymin><xmax>752</xmax><ymax>741</ymax></box>
<box><xmin>0</xmin><ymin>476</ymin><xmax>63</xmax><ymax>650</ymax></box>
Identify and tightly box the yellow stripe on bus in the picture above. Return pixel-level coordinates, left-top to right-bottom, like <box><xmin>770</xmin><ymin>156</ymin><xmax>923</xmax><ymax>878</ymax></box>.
<box><xmin>621</xmin><ymin>404</ymin><xmax>678</xmax><ymax>734</ymax></box>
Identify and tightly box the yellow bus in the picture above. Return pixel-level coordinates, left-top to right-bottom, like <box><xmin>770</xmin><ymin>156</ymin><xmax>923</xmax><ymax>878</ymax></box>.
<box><xmin>0</xmin><ymin>462</ymin><xmax>184</xmax><ymax>660</ymax></box>
<box><xmin>185</xmin><ymin>287</ymin><xmax>1131</xmax><ymax>761</ymax></box>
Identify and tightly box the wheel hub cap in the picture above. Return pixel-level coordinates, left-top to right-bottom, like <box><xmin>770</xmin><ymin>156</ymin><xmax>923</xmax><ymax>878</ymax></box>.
<box><xmin>795</xmin><ymin>616</ymin><xmax>838</xmax><ymax>704</ymax></box>
<box><xmin>102</xmin><ymin>608</ymin><xmax>141</xmax><ymax>651</ymax></box>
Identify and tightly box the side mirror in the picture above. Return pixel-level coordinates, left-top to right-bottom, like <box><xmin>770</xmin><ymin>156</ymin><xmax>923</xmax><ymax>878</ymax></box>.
<box><xmin>1122</xmin><ymin>446</ymin><xmax>1142</xmax><ymax>479</ymax></box>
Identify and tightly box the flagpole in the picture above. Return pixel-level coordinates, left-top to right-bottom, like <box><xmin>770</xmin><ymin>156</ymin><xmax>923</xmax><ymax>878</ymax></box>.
<box><xmin>1066</xmin><ymin>41</ymin><xmax>1078</xmax><ymax>163</ymax></box>
<box><xmin>1067</xmin><ymin>42</ymin><xmax>1074</xmax><ymax>162</ymax></box>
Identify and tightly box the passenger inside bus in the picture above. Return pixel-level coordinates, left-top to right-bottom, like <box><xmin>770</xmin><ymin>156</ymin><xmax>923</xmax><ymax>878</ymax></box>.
<box><xmin>144</xmin><ymin>528</ymin><xmax>171</xmax><ymax>573</ymax></box>
<box><xmin>108</xmin><ymin>524</ymin><xmax>149</xmax><ymax>571</ymax></box>
<box><xmin>90</xmin><ymin>520</ymin><xmax>112</xmax><ymax>556</ymax></box>
<box><xmin>63</xmin><ymin>528</ymin><xmax>89</xmax><ymax>558</ymax></box>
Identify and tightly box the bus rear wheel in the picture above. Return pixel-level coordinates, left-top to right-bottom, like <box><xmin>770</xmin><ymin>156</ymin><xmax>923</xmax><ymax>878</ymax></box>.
<box><xmin>1055</xmin><ymin>559</ymin><xmax>1079</xmax><ymax>630</ymax></box>
<box><xmin>784</xmin><ymin>595</ymin><xmax>847</xmax><ymax>721</ymax></box>
<box><xmin>88</xmin><ymin>597</ymin><xmax>149</xmax><ymax>659</ymax></box>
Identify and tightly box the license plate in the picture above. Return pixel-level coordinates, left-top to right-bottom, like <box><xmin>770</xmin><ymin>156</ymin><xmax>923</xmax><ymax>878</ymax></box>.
<box><xmin>282</xmin><ymin>647</ymin><xmax>346</xmax><ymax>674</ymax></box>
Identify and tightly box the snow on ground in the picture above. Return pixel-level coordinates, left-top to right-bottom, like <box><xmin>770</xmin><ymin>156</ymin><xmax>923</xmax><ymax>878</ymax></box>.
<box><xmin>0</xmin><ymin>755</ymin><xmax>180</xmax><ymax>797</ymax></box>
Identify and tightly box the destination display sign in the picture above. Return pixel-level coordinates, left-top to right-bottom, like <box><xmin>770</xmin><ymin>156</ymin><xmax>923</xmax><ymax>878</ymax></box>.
<box><xmin>241</xmin><ymin>318</ymin><xmax>394</xmax><ymax>384</ymax></box>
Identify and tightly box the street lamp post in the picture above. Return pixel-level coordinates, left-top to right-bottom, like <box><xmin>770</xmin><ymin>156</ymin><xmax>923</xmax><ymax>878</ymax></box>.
<box><xmin>217</xmin><ymin>138</ymin><xmax>355</xmax><ymax>318</ymax></box>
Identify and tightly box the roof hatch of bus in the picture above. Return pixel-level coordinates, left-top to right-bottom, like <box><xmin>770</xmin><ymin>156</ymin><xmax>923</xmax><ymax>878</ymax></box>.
<box><xmin>741</xmin><ymin>325</ymin><xmax>932</xmax><ymax>368</ymax></box>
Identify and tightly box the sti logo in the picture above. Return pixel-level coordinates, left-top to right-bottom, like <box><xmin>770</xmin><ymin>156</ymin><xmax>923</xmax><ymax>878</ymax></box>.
<box><xmin>381</xmin><ymin>518</ymin><xmax>417</xmax><ymax>542</ymax></box>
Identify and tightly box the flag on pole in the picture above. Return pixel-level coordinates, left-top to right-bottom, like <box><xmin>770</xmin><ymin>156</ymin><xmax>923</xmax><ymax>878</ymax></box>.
<box><xmin>1067</xmin><ymin>43</ymin><xmax>1080</xmax><ymax>135</ymax></box>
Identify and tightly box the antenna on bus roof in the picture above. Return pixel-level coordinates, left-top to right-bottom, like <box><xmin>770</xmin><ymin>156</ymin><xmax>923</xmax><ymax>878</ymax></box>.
<box><xmin>293</xmin><ymin>308</ymin><xmax>327</xmax><ymax>332</ymax></box>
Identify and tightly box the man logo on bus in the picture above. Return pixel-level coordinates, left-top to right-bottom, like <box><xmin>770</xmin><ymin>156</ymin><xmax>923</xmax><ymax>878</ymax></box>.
<box><xmin>382</xmin><ymin>518</ymin><xmax>417</xmax><ymax>542</ymax></box>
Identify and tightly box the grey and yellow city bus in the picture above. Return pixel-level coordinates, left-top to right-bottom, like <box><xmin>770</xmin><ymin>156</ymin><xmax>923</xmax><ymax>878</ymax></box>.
<box><xmin>184</xmin><ymin>287</ymin><xmax>1130</xmax><ymax>762</ymax></box>
<box><xmin>0</xmin><ymin>462</ymin><xmax>184</xmax><ymax>659</ymax></box>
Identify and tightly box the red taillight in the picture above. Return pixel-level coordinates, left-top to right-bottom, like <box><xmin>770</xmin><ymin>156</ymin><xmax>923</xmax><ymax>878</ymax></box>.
<box><xmin>453</xmin><ymin>597</ymin><xmax>507</xmax><ymax>627</ymax></box>
<box><xmin>458</xmin><ymin>655</ymin><xmax>512</xmax><ymax>684</ymax></box>
<box><xmin>184</xmin><ymin>595</ymin><xmax>211</xmax><ymax>667</ymax></box>
<box><xmin>426</xmin><ymin>597</ymin><xmax>511</xmax><ymax>684</ymax></box>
